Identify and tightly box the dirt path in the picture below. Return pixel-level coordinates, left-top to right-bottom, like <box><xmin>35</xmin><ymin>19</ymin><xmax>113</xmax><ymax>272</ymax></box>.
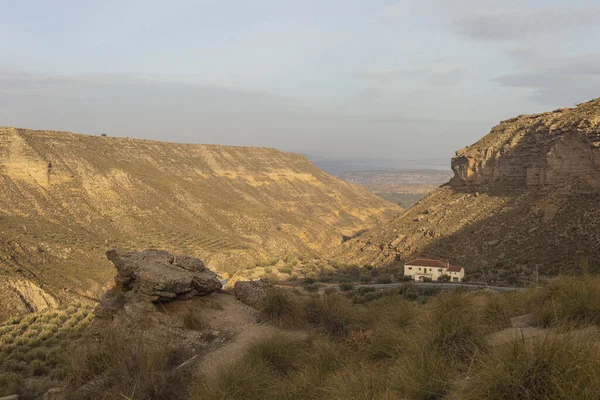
<box><xmin>196</xmin><ymin>292</ymin><xmax>307</xmax><ymax>378</ymax></box>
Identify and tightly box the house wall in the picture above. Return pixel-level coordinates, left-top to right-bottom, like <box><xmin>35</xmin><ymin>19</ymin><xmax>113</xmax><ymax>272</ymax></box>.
<box><xmin>404</xmin><ymin>264</ymin><xmax>446</xmax><ymax>281</ymax></box>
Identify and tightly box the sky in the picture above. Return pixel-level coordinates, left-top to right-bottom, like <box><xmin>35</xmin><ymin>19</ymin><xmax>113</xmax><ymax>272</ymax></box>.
<box><xmin>1</xmin><ymin>0</ymin><xmax>599</xmax><ymax>164</ymax></box>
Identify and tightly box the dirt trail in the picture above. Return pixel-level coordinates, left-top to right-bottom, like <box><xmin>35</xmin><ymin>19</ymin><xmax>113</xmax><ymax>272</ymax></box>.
<box><xmin>196</xmin><ymin>292</ymin><xmax>307</xmax><ymax>378</ymax></box>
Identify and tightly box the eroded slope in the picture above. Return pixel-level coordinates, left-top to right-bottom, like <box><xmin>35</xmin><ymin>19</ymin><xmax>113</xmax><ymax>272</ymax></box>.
<box><xmin>0</xmin><ymin>127</ymin><xmax>399</xmax><ymax>318</ymax></box>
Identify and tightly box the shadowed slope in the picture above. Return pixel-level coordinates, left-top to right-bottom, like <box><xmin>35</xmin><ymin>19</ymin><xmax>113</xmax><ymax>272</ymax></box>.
<box><xmin>340</xmin><ymin>99</ymin><xmax>600</xmax><ymax>280</ymax></box>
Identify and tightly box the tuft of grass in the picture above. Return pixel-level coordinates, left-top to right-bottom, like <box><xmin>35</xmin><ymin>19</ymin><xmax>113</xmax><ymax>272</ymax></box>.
<box><xmin>258</xmin><ymin>288</ymin><xmax>306</xmax><ymax>328</ymax></box>
<box><xmin>304</xmin><ymin>294</ymin><xmax>364</xmax><ymax>340</ymax></box>
<box><xmin>245</xmin><ymin>333</ymin><xmax>304</xmax><ymax>375</ymax></box>
<box><xmin>461</xmin><ymin>331</ymin><xmax>600</xmax><ymax>399</ymax></box>
<box><xmin>419</xmin><ymin>292</ymin><xmax>488</xmax><ymax>365</ymax></box>
<box><xmin>532</xmin><ymin>276</ymin><xmax>600</xmax><ymax>327</ymax></box>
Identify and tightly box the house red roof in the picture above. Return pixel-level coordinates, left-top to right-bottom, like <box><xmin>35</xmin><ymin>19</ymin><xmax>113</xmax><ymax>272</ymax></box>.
<box><xmin>447</xmin><ymin>265</ymin><xmax>463</xmax><ymax>273</ymax></box>
<box><xmin>405</xmin><ymin>258</ymin><xmax>449</xmax><ymax>269</ymax></box>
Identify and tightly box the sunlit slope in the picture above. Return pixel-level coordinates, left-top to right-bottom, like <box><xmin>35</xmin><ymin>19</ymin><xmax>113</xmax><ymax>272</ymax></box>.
<box><xmin>0</xmin><ymin>127</ymin><xmax>400</xmax><ymax>317</ymax></box>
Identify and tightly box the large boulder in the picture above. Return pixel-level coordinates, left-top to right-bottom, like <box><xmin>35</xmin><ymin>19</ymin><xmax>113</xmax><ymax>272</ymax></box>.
<box><xmin>106</xmin><ymin>249</ymin><xmax>222</xmax><ymax>302</ymax></box>
<box><xmin>233</xmin><ymin>279</ymin><xmax>272</xmax><ymax>309</ymax></box>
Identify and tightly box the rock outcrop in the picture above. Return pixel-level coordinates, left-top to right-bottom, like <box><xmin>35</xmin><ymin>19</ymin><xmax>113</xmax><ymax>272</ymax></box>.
<box><xmin>96</xmin><ymin>249</ymin><xmax>222</xmax><ymax>320</ymax></box>
<box><xmin>106</xmin><ymin>249</ymin><xmax>222</xmax><ymax>302</ymax></box>
<box><xmin>233</xmin><ymin>279</ymin><xmax>272</xmax><ymax>308</ymax></box>
<box><xmin>451</xmin><ymin>99</ymin><xmax>600</xmax><ymax>188</ymax></box>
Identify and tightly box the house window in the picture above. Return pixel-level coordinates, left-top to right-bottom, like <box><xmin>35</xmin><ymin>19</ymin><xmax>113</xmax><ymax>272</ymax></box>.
<box><xmin>424</xmin><ymin>268</ymin><xmax>427</xmax><ymax>273</ymax></box>
<box><xmin>408</xmin><ymin>267</ymin><xmax>412</xmax><ymax>270</ymax></box>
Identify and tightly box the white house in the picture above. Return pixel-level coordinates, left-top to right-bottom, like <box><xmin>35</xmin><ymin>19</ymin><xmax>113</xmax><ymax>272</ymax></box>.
<box><xmin>404</xmin><ymin>258</ymin><xmax>465</xmax><ymax>282</ymax></box>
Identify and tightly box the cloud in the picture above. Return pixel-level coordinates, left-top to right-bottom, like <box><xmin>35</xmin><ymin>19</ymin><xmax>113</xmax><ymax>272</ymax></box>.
<box><xmin>493</xmin><ymin>52</ymin><xmax>600</xmax><ymax>105</ymax></box>
<box><xmin>453</xmin><ymin>4</ymin><xmax>600</xmax><ymax>41</ymax></box>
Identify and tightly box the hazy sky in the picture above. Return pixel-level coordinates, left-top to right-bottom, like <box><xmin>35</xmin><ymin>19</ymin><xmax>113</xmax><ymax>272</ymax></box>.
<box><xmin>1</xmin><ymin>0</ymin><xmax>599</xmax><ymax>162</ymax></box>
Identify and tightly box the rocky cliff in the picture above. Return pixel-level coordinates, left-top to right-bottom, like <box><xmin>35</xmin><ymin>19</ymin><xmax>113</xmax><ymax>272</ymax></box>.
<box><xmin>0</xmin><ymin>127</ymin><xmax>399</xmax><ymax>318</ymax></box>
<box><xmin>451</xmin><ymin>99</ymin><xmax>600</xmax><ymax>188</ymax></box>
<box><xmin>340</xmin><ymin>99</ymin><xmax>600</xmax><ymax>282</ymax></box>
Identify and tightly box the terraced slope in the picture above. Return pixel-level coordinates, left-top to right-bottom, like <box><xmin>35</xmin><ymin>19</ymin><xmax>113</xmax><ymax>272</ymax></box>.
<box><xmin>340</xmin><ymin>99</ymin><xmax>600</xmax><ymax>283</ymax></box>
<box><xmin>0</xmin><ymin>127</ymin><xmax>400</xmax><ymax>318</ymax></box>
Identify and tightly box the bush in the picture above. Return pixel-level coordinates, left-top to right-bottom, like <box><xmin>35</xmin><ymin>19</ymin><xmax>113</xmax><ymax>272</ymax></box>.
<box><xmin>359</xmin><ymin>273</ymin><xmax>372</xmax><ymax>283</ymax></box>
<box><xmin>303</xmin><ymin>277</ymin><xmax>317</xmax><ymax>285</ymax></box>
<box><xmin>532</xmin><ymin>276</ymin><xmax>600</xmax><ymax>327</ymax></box>
<box><xmin>376</xmin><ymin>274</ymin><xmax>392</xmax><ymax>284</ymax></box>
<box><xmin>29</xmin><ymin>359</ymin><xmax>47</xmax><ymax>376</ymax></box>
<box><xmin>246</xmin><ymin>334</ymin><xmax>303</xmax><ymax>375</ymax></box>
<box><xmin>420</xmin><ymin>293</ymin><xmax>488</xmax><ymax>364</ymax></box>
<box><xmin>64</xmin><ymin>325</ymin><xmax>191</xmax><ymax>399</ymax></box>
<box><xmin>338</xmin><ymin>282</ymin><xmax>355</xmax><ymax>291</ymax></box>
<box><xmin>258</xmin><ymin>289</ymin><xmax>305</xmax><ymax>328</ymax></box>
<box><xmin>461</xmin><ymin>332</ymin><xmax>600</xmax><ymax>399</ymax></box>
<box><xmin>278</xmin><ymin>267</ymin><xmax>293</xmax><ymax>275</ymax></box>
<box><xmin>304</xmin><ymin>295</ymin><xmax>364</xmax><ymax>340</ymax></box>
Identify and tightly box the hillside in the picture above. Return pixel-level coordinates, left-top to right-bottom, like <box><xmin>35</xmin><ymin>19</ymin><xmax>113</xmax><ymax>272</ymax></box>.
<box><xmin>0</xmin><ymin>127</ymin><xmax>400</xmax><ymax>318</ymax></box>
<box><xmin>340</xmin><ymin>98</ymin><xmax>600</xmax><ymax>283</ymax></box>
<box><xmin>339</xmin><ymin>169</ymin><xmax>452</xmax><ymax>207</ymax></box>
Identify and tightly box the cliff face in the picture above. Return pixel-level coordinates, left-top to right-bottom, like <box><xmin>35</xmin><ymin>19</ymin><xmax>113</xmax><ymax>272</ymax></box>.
<box><xmin>341</xmin><ymin>99</ymin><xmax>600</xmax><ymax>282</ymax></box>
<box><xmin>0</xmin><ymin>127</ymin><xmax>400</xmax><ymax>318</ymax></box>
<box><xmin>451</xmin><ymin>99</ymin><xmax>600</xmax><ymax>188</ymax></box>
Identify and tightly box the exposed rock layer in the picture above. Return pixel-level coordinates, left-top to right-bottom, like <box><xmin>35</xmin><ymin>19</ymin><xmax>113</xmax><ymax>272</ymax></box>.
<box><xmin>451</xmin><ymin>99</ymin><xmax>600</xmax><ymax>188</ymax></box>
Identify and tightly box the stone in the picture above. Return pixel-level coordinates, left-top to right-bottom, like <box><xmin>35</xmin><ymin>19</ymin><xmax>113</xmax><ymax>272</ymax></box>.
<box><xmin>233</xmin><ymin>279</ymin><xmax>272</xmax><ymax>309</ymax></box>
<box><xmin>43</xmin><ymin>388</ymin><xmax>63</xmax><ymax>400</ymax></box>
<box><xmin>105</xmin><ymin>248</ymin><xmax>222</xmax><ymax>303</ymax></box>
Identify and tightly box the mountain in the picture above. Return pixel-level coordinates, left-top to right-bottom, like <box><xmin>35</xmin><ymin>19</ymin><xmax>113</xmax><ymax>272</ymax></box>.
<box><xmin>339</xmin><ymin>99</ymin><xmax>600</xmax><ymax>283</ymax></box>
<box><xmin>0</xmin><ymin>127</ymin><xmax>400</xmax><ymax>318</ymax></box>
<box><xmin>339</xmin><ymin>169</ymin><xmax>453</xmax><ymax>207</ymax></box>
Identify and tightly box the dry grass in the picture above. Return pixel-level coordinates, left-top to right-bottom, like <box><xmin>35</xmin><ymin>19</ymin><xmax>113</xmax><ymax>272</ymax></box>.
<box><xmin>460</xmin><ymin>330</ymin><xmax>600</xmax><ymax>399</ymax></box>
<box><xmin>63</xmin><ymin>324</ymin><xmax>192</xmax><ymax>400</ymax></box>
<box><xmin>532</xmin><ymin>275</ymin><xmax>600</xmax><ymax>327</ymax></box>
<box><xmin>257</xmin><ymin>288</ymin><xmax>306</xmax><ymax>328</ymax></box>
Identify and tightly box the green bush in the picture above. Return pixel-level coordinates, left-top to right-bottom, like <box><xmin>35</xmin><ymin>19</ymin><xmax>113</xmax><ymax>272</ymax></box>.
<box><xmin>278</xmin><ymin>267</ymin><xmax>293</xmax><ymax>275</ymax></box>
<box><xmin>376</xmin><ymin>274</ymin><xmax>392</xmax><ymax>284</ymax></box>
<box><xmin>338</xmin><ymin>282</ymin><xmax>355</xmax><ymax>291</ymax></box>
<box><xmin>359</xmin><ymin>273</ymin><xmax>372</xmax><ymax>283</ymax></box>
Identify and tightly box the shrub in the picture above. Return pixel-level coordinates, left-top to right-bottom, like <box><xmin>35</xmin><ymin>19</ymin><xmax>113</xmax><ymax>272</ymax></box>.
<box><xmin>0</xmin><ymin>373</ymin><xmax>24</xmax><ymax>396</ymax></box>
<box><xmin>246</xmin><ymin>334</ymin><xmax>303</xmax><ymax>375</ymax></box>
<box><xmin>339</xmin><ymin>282</ymin><xmax>355</xmax><ymax>291</ymax></box>
<box><xmin>461</xmin><ymin>332</ymin><xmax>600</xmax><ymax>399</ymax></box>
<box><xmin>359</xmin><ymin>273</ymin><xmax>372</xmax><ymax>283</ymax></box>
<box><xmin>304</xmin><ymin>295</ymin><xmax>364</xmax><ymax>340</ymax></box>
<box><xmin>419</xmin><ymin>293</ymin><xmax>488</xmax><ymax>364</ymax></box>
<box><xmin>64</xmin><ymin>325</ymin><xmax>191</xmax><ymax>399</ymax></box>
<box><xmin>532</xmin><ymin>276</ymin><xmax>600</xmax><ymax>327</ymax></box>
<box><xmin>188</xmin><ymin>357</ymin><xmax>274</xmax><ymax>400</ymax></box>
<box><xmin>278</xmin><ymin>267</ymin><xmax>293</xmax><ymax>275</ymax></box>
<box><xmin>376</xmin><ymin>274</ymin><xmax>392</xmax><ymax>284</ymax></box>
<box><xmin>258</xmin><ymin>289</ymin><xmax>305</xmax><ymax>328</ymax></box>
<box><xmin>303</xmin><ymin>277</ymin><xmax>317</xmax><ymax>285</ymax></box>
<box><xmin>29</xmin><ymin>359</ymin><xmax>47</xmax><ymax>376</ymax></box>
